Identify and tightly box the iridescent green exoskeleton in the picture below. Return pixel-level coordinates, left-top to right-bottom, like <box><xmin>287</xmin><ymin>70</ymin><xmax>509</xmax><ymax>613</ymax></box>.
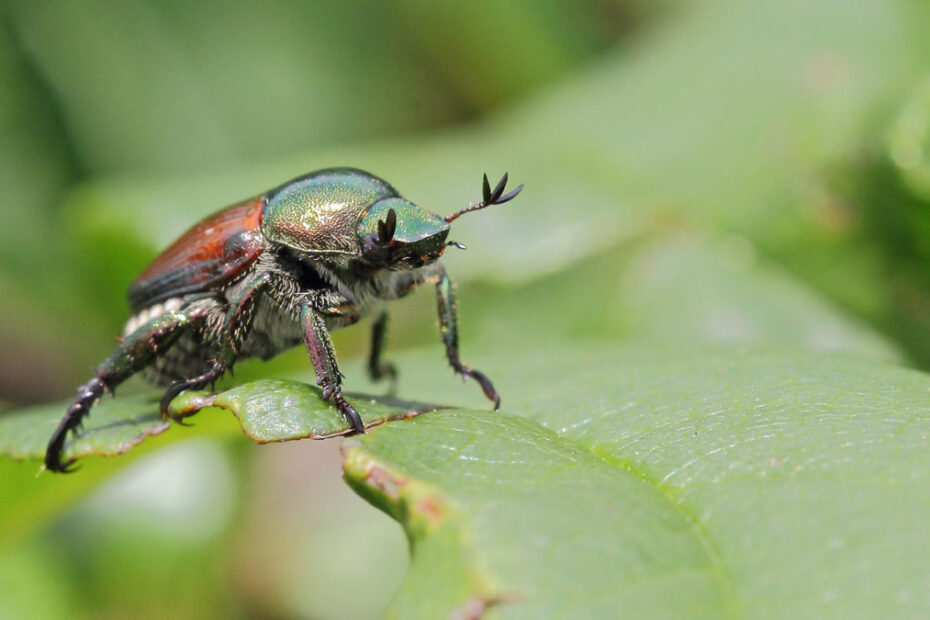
<box><xmin>45</xmin><ymin>168</ymin><xmax>523</xmax><ymax>472</ymax></box>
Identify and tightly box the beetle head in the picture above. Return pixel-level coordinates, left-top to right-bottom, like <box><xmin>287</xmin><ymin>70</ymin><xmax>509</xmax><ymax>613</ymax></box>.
<box><xmin>357</xmin><ymin>197</ymin><xmax>450</xmax><ymax>269</ymax></box>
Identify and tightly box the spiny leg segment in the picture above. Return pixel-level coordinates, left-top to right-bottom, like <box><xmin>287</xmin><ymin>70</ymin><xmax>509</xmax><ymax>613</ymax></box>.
<box><xmin>301</xmin><ymin>302</ymin><xmax>364</xmax><ymax>433</ymax></box>
<box><xmin>159</xmin><ymin>273</ymin><xmax>272</xmax><ymax>419</ymax></box>
<box><xmin>45</xmin><ymin>309</ymin><xmax>204</xmax><ymax>473</ymax></box>
<box><xmin>435</xmin><ymin>266</ymin><xmax>500</xmax><ymax>408</ymax></box>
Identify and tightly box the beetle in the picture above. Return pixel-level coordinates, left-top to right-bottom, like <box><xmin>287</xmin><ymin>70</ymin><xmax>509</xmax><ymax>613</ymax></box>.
<box><xmin>45</xmin><ymin>168</ymin><xmax>522</xmax><ymax>472</ymax></box>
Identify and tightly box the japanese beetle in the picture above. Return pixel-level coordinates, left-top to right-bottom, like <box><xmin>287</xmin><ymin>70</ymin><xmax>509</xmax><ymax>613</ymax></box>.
<box><xmin>45</xmin><ymin>168</ymin><xmax>522</xmax><ymax>472</ymax></box>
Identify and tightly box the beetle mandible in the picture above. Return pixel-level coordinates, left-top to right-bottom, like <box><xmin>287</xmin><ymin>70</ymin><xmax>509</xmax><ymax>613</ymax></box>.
<box><xmin>45</xmin><ymin>168</ymin><xmax>523</xmax><ymax>472</ymax></box>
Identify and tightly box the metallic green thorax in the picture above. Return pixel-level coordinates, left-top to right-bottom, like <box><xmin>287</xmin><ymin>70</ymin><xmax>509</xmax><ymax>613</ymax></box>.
<box><xmin>262</xmin><ymin>168</ymin><xmax>398</xmax><ymax>255</ymax></box>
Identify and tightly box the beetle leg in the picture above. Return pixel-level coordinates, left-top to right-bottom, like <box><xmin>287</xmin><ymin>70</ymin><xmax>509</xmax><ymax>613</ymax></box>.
<box><xmin>300</xmin><ymin>302</ymin><xmax>364</xmax><ymax>433</ymax></box>
<box><xmin>46</xmin><ymin>309</ymin><xmax>204</xmax><ymax>473</ymax></box>
<box><xmin>159</xmin><ymin>360</ymin><xmax>226</xmax><ymax>423</ymax></box>
<box><xmin>365</xmin><ymin>270</ymin><xmax>426</xmax><ymax>388</ymax></box>
<box><xmin>435</xmin><ymin>266</ymin><xmax>500</xmax><ymax>409</ymax></box>
<box><xmin>219</xmin><ymin>272</ymin><xmax>273</xmax><ymax>364</ymax></box>
<box><xmin>160</xmin><ymin>273</ymin><xmax>273</xmax><ymax>420</ymax></box>
<box><xmin>367</xmin><ymin>311</ymin><xmax>397</xmax><ymax>386</ymax></box>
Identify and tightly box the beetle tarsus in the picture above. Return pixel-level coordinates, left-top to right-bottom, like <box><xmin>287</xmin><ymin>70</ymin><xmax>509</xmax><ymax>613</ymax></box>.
<box><xmin>45</xmin><ymin>377</ymin><xmax>105</xmax><ymax>473</ymax></box>
<box><xmin>45</xmin><ymin>429</ymin><xmax>73</xmax><ymax>473</ymax></box>
<box><xmin>301</xmin><ymin>303</ymin><xmax>366</xmax><ymax>432</ymax></box>
<box><xmin>435</xmin><ymin>267</ymin><xmax>501</xmax><ymax>410</ymax></box>
<box><xmin>160</xmin><ymin>360</ymin><xmax>226</xmax><ymax>423</ymax></box>
<box><xmin>333</xmin><ymin>389</ymin><xmax>365</xmax><ymax>433</ymax></box>
<box><xmin>458</xmin><ymin>365</ymin><xmax>500</xmax><ymax>410</ymax></box>
<box><xmin>318</xmin><ymin>380</ymin><xmax>364</xmax><ymax>433</ymax></box>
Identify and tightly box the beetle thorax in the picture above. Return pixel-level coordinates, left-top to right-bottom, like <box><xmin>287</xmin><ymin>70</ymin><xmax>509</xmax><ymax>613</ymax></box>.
<box><xmin>261</xmin><ymin>169</ymin><xmax>399</xmax><ymax>255</ymax></box>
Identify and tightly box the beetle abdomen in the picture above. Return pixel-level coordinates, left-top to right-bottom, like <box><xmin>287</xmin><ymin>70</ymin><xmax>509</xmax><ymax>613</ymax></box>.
<box><xmin>122</xmin><ymin>297</ymin><xmax>185</xmax><ymax>336</ymax></box>
<box><xmin>127</xmin><ymin>197</ymin><xmax>265</xmax><ymax>312</ymax></box>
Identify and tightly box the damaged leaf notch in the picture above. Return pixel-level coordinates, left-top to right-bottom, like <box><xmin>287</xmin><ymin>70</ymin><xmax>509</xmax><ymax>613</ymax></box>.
<box><xmin>342</xmin><ymin>442</ymin><xmax>512</xmax><ymax>619</ymax></box>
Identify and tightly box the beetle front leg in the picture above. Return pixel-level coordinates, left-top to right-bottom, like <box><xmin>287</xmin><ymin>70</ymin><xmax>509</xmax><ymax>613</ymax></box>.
<box><xmin>300</xmin><ymin>302</ymin><xmax>364</xmax><ymax>433</ymax></box>
<box><xmin>435</xmin><ymin>267</ymin><xmax>500</xmax><ymax>409</ymax></box>
<box><xmin>46</xmin><ymin>310</ymin><xmax>203</xmax><ymax>473</ymax></box>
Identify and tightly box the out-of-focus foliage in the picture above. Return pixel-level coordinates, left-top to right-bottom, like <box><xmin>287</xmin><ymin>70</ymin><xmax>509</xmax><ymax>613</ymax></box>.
<box><xmin>4</xmin><ymin>0</ymin><xmax>930</xmax><ymax>617</ymax></box>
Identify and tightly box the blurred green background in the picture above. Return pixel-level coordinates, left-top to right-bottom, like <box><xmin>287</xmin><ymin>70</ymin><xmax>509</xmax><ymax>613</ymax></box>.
<box><xmin>3</xmin><ymin>0</ymin><xmax>930</xmax><ymax>617</ymax></box>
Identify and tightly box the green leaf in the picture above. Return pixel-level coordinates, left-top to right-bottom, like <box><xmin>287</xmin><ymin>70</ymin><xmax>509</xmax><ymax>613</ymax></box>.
<box><xmin>343</xmin><ymin>410</ymin><xmax>732</xmax><ymax>618</ymax></box>
<box><xmin>4</xmin><ymin>342</ymin><xmax>930</xmax><ymax>616</ymax></box>
<box><xmin>338</xmin><ymin>345</ymin><xmax>930</xmax><ymax>617</ymax></box>
<box><xmin>172</xmin><ymin>379</ymin><xmax>443</xmax><ymax>443</ymax></box>
<box><xmin>0</xmin><ymin>373</ymin><xmax>442</xmax><ymax>552</ymax></box>
<box><xmin>0</xmin><ymin>380</ymin><xmax>439</xmax><ymax>464</ymax></box>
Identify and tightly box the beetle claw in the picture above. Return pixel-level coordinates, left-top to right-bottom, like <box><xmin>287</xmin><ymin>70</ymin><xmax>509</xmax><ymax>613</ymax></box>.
<box><xmin>338</xmin><ymin>398</ymin><xmax>365</xmax><ymax>434</ymax></box>
<box><xmin>160</xmin><ymin>360</ymin><xmax>225</xmax><ymax>422</ymax></box>
<box><xmin>455</xmin><ymin>364</ymin><xmax>500</xmax><ymax>410</ymax></box>
<box><xmin>45</xmin><ymin>454</ymin><xmax>79</xmax><ymax>474</ymax></box>
<box><xmin>61</xmin><ymin>460</ymin><xmax>81</xmax><ymax>473</ymax></box>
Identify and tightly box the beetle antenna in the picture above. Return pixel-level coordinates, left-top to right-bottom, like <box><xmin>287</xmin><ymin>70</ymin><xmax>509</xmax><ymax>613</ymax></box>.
<box><xmin>444</xmin><ymin>172</ymin><xmax>523</xmax><ymax>223</ymax></box>
<box><xmin>446</xmin><ymin>241</ymin><xmax>467</xmax><ymax>250</ymax></box>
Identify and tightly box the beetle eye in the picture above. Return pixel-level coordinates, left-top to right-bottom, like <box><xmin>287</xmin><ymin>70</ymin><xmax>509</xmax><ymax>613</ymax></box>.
<box><xmin>376</xmin><ymin>208</ymin><xmax>397</xmax><ymax>245</ymax></box>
